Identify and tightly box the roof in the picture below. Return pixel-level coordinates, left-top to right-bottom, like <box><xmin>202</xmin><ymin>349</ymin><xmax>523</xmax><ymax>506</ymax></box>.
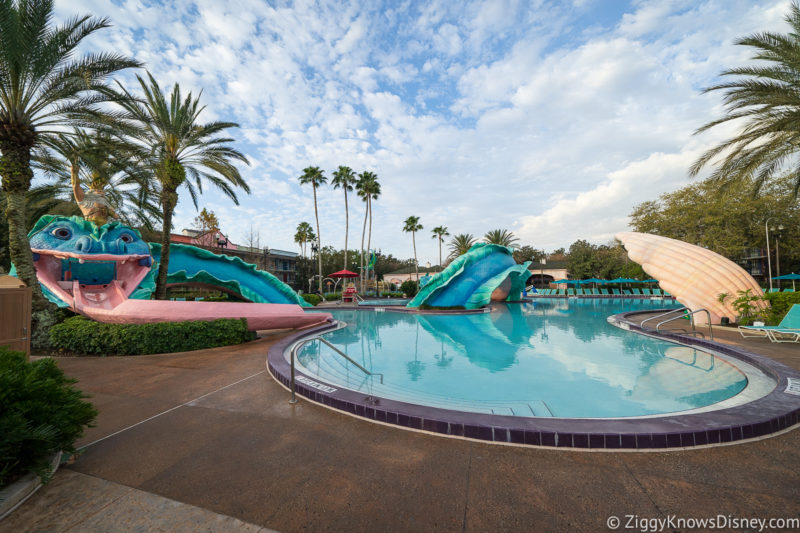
<box><xmin>385</xmin><ymin>266</ymin><xmax>442</xmax><ymax>275</ymax></box>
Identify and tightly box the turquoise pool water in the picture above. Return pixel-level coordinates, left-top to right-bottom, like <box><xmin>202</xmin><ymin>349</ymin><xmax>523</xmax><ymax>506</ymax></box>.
<box><xmin>358</xmin><ymin>298</ymin><xmax>410</xmax><ymax>306</ymax></box>
<box><xmin>296</xmin><ymin>300</ymin><xmax>748</xmax><ymax>418</ymax></box>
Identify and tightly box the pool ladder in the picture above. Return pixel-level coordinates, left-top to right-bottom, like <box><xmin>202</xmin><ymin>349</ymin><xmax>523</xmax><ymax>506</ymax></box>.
<box><xmin>640</xmin><ymin>307</ymin><xmax>713</xmax><ymax>341</ymax></box>
<box><xmin>287</xmin><ymin>321</ymin><xmax>384</xmax><ymax>404</ymax></box>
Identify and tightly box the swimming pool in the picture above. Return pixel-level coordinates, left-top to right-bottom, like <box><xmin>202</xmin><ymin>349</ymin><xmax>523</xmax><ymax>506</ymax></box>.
<box><xmin>295</xmin><ymin>300</ymin><xmax>746</xmax><ymax>418</ymax></box>
<box><xmin>358</xmin><ymin>298</ymin><xmax>410</xmax><ymax>306</ymax></box>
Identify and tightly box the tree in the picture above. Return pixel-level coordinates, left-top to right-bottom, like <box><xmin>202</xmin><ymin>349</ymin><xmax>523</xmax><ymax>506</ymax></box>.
<box><xmin>298</xmin><ymin>166</ymin><xmax>326</xmax><ymax>293</ymax></box>
<box><xmin>690</xmin><ymin>2</ymin><xmax>800</xmax><ymax>196</ymax></box>
<box><xmin>113</xmin><ymin>72</ymin><xmax>250</xmax><ymax>299</ymax></box>
<box><xmin>567</xmin><ymin>239</ymin><xmax>598</xmax><ymax>280</ymax></box>
<box><xmin>294</xmin><ymin>221</ymin><xmax>314</xmax><ymax>258</ymax></box>
<box><xmin>430</xmin><ymin>226</ymin><xmax>449</xmax><ymax>271</ymax></box>
<box><xmin>484</xmin><ymin>228</ymin><xmax>519</xmax><ymax>247</ymax></box>
<box><xmin>36</xmin><ymin>128</ymin><xmax>159</xmax><ymax>228</ymax></box>
<box><xmin>630</xmin><ymin>175</ymin><xmax>800</xmax><ymax>271</ymax></box>
<box><xmin>0</xmin><ymin>0</ymin><xmax>141</xmax><ymax>308</ymax></box>
<box><xmin>512</xmin><ymin>245</ymin><xmax>546</xmax><ymax>265</ymax></box>
<box><xmin>331</xmin><ymin>165</ymin><xmax>356</xmax><ymax>270</ymax></box>
<box><xmin>356</xmin><ymin>171</ymin><xmax>380</xmax><ymax>290</ymax></box>
<box><xmin>192</xmin><ymin>207</ymin><xmax>219</xmax><ymax>235</ymax></box>
<box><xmin>448</xmin><ymin>233</ymin><xmax>476</xmax><ymax>260</ymax></box>
<box><xmin>403</xmin><ymin>215</ymin><xmax>423</xmax><ymax>281</ymax></box>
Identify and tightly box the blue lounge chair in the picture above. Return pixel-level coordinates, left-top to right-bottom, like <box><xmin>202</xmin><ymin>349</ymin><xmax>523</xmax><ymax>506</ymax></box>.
<box><xmin>642</xmin><ymin>288</ymin><xmax>652</xmax><ymax>295</ymax></box>
<box><xmin>783</xmin><ymin>288</ymin><xmax>795</xmax><ymax>293</ymax></box>
<box><xmin>632</xmin><ymin>288</ymin><xmax>642</xmax><ymax>295</ymax></box>
<box><xmin>622</xmin><ymin>289</ymin><xmax>632</xmax><ymax>296</ymax></box>
<box><xmin>591</xmin><ymin>288</ymin><xmax>600</xmax><ymax>295</ymax></box>
<box><xmin>612</xmin><ymin>288</ymin><xmax>621</xmax><ymax>296</ymax></box>
<box><xmin>768</xmin><ymin>288</ymin><xmax>780</xmax><ymax>293</ymax></box>
<box><xmin>652</xmin><ymin>288</ymin><xmax>663</xmax><ymax>296</ymax></box>
<box><xmin>600</xmin><ymin>289</ymin><xmax>610</xmax><ymax>295</ymax></box>
<box><xmin>739</xmin><ymin>304</ymin><xmax>800</xmax><ymax>340</ymax></box>
<box><xmin>567</xmin><ymin>288</ymin><xmax>575</xmax><ymax>296</ymax></box>
<box><xmin>557</xmin><ymin>289</ymin><xmax>566</xmax><ymax>296</ymax></box>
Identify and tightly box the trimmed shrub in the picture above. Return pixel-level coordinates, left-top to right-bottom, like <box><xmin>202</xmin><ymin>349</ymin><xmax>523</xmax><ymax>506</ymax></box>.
<box><xmin>323</xmin><ymin>292</ymin><xmax>342</xmax><ymax>301</ymax></box>
<box><xmin>0</xmin><ymin>347</ymin><xmax>97</xmax><ymax>487</ymax></box>
<box><xmin>49</xmin><ymin>317</ymin><xmax>255</xmax><ymax>356</ymax></box>
<box><xmin>763</xmin><ymin>291</ymin><xmax>800</xmax><ymax>325</ymax></box>
<box><xmin>302</xmin><ymin>293</ymin><xmax>321</xmax><ymax>306</ymax></box>
<box><xmin>381</xmin><ymin>292</ymin><xmax>405</xmax><ymax>298</ymax></box>
<box><xmin>400</xmin><ymin>280</ymin><xmax>418</xmax><ymax>297</ymax></box>
<box><xmin>31</xmin><ymin>307</ymin><xmax>75</xmax><ymax>353</ymax></box>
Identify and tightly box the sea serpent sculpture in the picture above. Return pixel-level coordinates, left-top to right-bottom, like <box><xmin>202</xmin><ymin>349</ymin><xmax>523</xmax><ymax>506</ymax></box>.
<box><xmin>616</xmin><ymin>231</ymin><xmax>767</xmax><ymax>324</ymax></box>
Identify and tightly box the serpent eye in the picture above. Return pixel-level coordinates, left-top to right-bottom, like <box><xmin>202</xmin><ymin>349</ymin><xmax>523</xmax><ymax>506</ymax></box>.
<box><xmin>51</xmin><ymin>227</ymin><xmax>72</xmax><ymax>240</ymax></box>
<box><xmin>120</xmin><ymin>233</ymin><xmax>135</xmax><ymax>243</ymax></box>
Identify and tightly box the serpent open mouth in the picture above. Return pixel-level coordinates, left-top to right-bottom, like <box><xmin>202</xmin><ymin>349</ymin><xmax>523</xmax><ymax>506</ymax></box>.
<box><xmin>32</xmin><ymin>249</ymin><xmax>152</xmax><ymax>310</ymax></box>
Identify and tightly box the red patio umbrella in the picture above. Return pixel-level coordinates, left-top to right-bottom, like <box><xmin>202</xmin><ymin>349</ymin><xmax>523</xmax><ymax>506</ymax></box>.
<box><xmin>329</xmin><ymin>269</ymin><xmax>359</xmax><ymax>278</ymax></box>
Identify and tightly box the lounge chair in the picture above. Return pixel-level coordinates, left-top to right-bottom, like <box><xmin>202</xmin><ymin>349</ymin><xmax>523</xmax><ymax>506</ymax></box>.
<box><xmin>600</xmin><ymin>289</ymin><xmax>610</xmax><ymax>295</ymax></box>
<box><xmin>612</xmin><ymin>288</ymin><xmax>621</xmax><ymax>296</ymax></box>
<box><xmin>557</xmin><ymin>289</ymin><xmax>566</xmax><ymax>296</ymax></box>
<box><xmin>642</xmin><ymin>288</ymin><xmax>652</xmax><ymax>295</ymax></box>
<box><xmin>768</xmin><ymin>288</ymin><xmax>780</xmax><ymax>293</ymax></box>
<box><xmin>567</xmin><ymin>288</ymin><xmax>575</xmax><ymax>296</ymax></box>
<box><xmin>784</xmin><ymin>288</ymin><xmax>795</xmax><ymax>293</ymax></box>
<box><xmin>652</xmin><ymin>288</ymin><xmax>663</xmax><ymax>296</ymax></box>
<box><xmin>739</xmin><ymin>304</ymin><xmax>800</xmax><ymax>339</ymax></box>
<box><xmin>622</xmin><ymin>289</ymin><xmax>632</xmax><ymax>296</ymax></box>
<box><xmin>591</xmin><ymin>288</ymin><xmax>600</xmax><ymax>295</ymax></box>
<box><xmin>632</xmin><ymin>288</ymin><xmax>642</xmax><ymax>295</ymax></box>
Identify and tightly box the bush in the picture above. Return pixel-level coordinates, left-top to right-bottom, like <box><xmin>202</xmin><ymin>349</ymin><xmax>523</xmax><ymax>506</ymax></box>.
<box><xmin>302</xmin><ymin>293</ymin><xmax>321</xmax><ymax>306</ymax></box>
<box><xmin>763</xmin><ymin>291</ymin><xmax>800</xmax><ymax>324</ymax></box>
<box><xmin>31</xmin><ymin>306</ymin><xmax>75</xmax><ymax>353</ymax></box>
<box><xmin>380</xmin><ymin>292</ymin><xmax>405</xmax><ymax>298</ymax></box>
<box><xmin>400</xmin><ymin>280</ymin><xmax>419</xmax><ymax>297</ymax></box>
<box><xmin>323</xmin><ymin>292</ymin><xmax>342</xmax><ymax>301</ymax></box>
<box><xmin>0</xmin><ymin>347</ymin><xmax>97</xmax><ymax>487</ymax></box>
<box><xmin>49</xmin><ymin>317</ymin><xmax>255</xmax><ymax>356</ymax></box>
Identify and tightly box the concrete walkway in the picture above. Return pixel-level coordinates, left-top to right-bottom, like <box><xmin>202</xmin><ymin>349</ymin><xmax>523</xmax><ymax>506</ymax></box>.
<box><xmin>5</xmin><ymin>326</ymin><xmax>800</xmax><ymax>532</ymax></box>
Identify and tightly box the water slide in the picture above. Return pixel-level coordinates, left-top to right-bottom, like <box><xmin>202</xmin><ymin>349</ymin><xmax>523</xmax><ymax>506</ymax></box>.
<box><xmin>407</xmin><ymin>243</ymin><xmax>531</xmax><ymax>309</ymax></box>
<box><xmin>26</xmin><ymin>216</ymin><xmax>329</xmax><ymax>331</ymax></box>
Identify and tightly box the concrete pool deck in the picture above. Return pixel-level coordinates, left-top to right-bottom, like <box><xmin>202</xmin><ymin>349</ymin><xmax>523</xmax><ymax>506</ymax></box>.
<box><xmin>5</xmin><ymin>323</ymin><xmax>800</xmax><ymax>532</ymax></box>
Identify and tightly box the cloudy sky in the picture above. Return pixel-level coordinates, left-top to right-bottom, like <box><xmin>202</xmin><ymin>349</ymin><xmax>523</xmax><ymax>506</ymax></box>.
<box><xmin>55</xmin><ymin>0</ymin><xmax>789</xmax><ymax>264</ymax></box>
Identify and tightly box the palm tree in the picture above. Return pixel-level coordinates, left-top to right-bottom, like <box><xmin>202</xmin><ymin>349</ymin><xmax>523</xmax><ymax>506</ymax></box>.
<box><xmin>298</xmin><ymin>166</ymin><xmax>327</xmax><ymax>293</ymax></box>
<box><xmin>448</xmin><ymin>233</ymin><xmax>476</xmax><ymax>260</ymax></box>
<box><xmin>331</xmin><ymin>166</ymin><xmax>356</xmax><ymax>270</ymax></box>
<box><xmin>0</xmin><ymin>0</ymin><xmax>141</xmax><ymax>308</ymax></box>
<box><xmin>403</xmin><ymin>215</ymin><xmax>423</xmax><ymax>282</ymax></box>
<box><xmin>431</xmin><ymin>226</ymin><xmax>449</xmax><ymax>271</ymax></box>
<box><xmin>112</xmin><ymin>72</ymin><xmax>250</xmax><ymax>299</ymax></box>
<box><xmin>484</xmin><ymin>228</ymin><xmax>519</xmax><ymax>247</ymax></box>
<box><xmin>689</xmin><ymin>2</ymin><xmax>800</xmax><ymax>195</ymax></box>
<box><xmin>35</xmin><ymin>129</ymin><xmax>159</xmax><ymax>228</ymax></box>
<box><xmin>294</xmin><ymin>221</ymin><xmax>314</xmax><ymax>257</ymax></box>
<box><xmin>356</xmin><ymin>171</ymin><xmax>380</xmax><ymax>291</ymax></box>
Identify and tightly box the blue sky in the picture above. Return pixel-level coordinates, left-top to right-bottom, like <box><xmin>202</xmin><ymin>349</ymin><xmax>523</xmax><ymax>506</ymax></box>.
<box><xmin>55</xmin><ymin>0</ymin><xmax>789</xmax><ymax>264</ymax></box>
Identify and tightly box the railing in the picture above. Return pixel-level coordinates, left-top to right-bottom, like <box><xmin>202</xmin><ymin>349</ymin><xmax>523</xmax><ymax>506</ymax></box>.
<box><xmin>287</xmin><ymin>321</ymin><xmax>384</xmax><ymax>404</ymax></box>
<box><xmin>640</xmin><ymin>307</ymin><xmax>688</xmax><ymax>329</ymax></box>
<box><xmin>655</xmin><ymin>308</ymin><xmax>713</xmax><ymax>341</ymax></box>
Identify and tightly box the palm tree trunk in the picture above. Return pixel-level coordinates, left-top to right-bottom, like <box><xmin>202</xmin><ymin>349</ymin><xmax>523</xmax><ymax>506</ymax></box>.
<box><xmin>1</xmin><ymin>143</ymin><xmax>49</xmax><ymax>310</ymax></box>
<box><xmin>313</xmin><ymin>186</ymin><xmax>322</xmax><ymax>294</ymax></box>
<box><xmin>360</xmin><ymin>201</ymin><xmax>368</xmax><ymax>292</ymax></box>
<box><xmin>367</xmin><ymin>197</ymin><xmax>373</xmax><ymax>295</ymax></box>
<box><xmin>5</xmin><ymin>191</ymin><xmax>49</xmax><ymax>310</ymax></box>
<box><xmin>155</xmin><ymin>190</ymin><xmax>177</xmax><ymax>300</ymax></box>
<box><xmin>344</xmin><ymin>189</ymin><xmax>349</xmax><ymax>270</ymax></box>
<box><xmin>412</xmin><ymin>231</ymin><xmax>418</xmax><ymax>282</ymax></box>
<box><xmin>438</xmin><ymin>236</ymin><xmax>442</xmax><ymax>271</ymax></box>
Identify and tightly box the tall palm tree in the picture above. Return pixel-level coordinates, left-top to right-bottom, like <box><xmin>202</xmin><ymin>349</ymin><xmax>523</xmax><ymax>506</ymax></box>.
<box><xmin>431</xmin><ymin>226</ymin><xmax>449</xmax><ymax>271</ymax></box>
<box><xmin>403</xmin><ymin>215</ymin><xmax>423</xmax><ymax>282</ymax></box>
<box><xmin>448</xmin><ymin>233</ymin><xmax>476</xmax><ymax>260</ymax></box>
<box><xmin>331</xmin><ymin>165</ymin><xmax>356</xmax><ymax>269</ymax></box>
<box><xmin>356</xmin><ymin>171</ymin><xmax>379</xmax><ymax>290</ymax></box>
<box><xmin>298</xmin><ymin>166</ymin><xmax>326</xmax><ymax>293</ymax></box>
<box><xmin>689</xmin><ymin>2</ymin><xmax>800</xmax><ymax>195</ymax></box>
<box><xmin>35</xmin><ymin>129</ymin><xmax>160</xmax><ymax>228</ymax></box>
<box><xmin>484</xmin><ymin>228</ymin><xmax>519</xmax><ymax>247</ymax></box>
<box><xmin>294</xmin><ymin>221</ymin><xmax>314</xmax><ymax>257</ymax></box>
<box><xmin>0</xmin><ymin>0</ymin><xmax>141</xmax><ymax>308</ymax></box>
<box><xmin>112</xmin><ymin>72</ymin><xmax>250</xmax><ymax>299</ymax></box>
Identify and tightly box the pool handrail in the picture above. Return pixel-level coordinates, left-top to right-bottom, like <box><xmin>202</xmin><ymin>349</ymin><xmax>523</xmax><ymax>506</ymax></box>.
<box><xmin>640</xmin><ymin>307</ymin><xmax>688</xmax><ymax>330</ymax></box>
<box><xmin>288</xmin><ymin>321</ymin><xmax>384</xmax><ymax>404</ymax></box>
<box><xmin>655</xmin><ymin>308</ymin><xmax>713</xmax><ymax>341</ymax></box>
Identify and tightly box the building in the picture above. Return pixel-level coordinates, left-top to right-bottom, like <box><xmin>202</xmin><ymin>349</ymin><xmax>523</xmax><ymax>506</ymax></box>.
<box><xmin>170</xmin><ymin>228</ymin><xmax>299</xmax><ymax>286</ymax></box>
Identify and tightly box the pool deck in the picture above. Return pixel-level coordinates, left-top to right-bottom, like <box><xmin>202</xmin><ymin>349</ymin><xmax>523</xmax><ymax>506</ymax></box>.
<box><xmin>5</xmin><ymin>321</ymin><xmax>800</xmax><ymax>532</ymax></box>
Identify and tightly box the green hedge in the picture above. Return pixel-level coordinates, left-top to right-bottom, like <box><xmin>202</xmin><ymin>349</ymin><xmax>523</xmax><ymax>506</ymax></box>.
<box><xmin>0</xmin><ymin>347</ymin><xmax>97</xmax><ymax>487</ymax></box>
<box><xmin>49</xmin><ymin>317</ymin><xmax>255</xmax><ymax>356</ymax></box>
<box><xmin>302</xmin><ymin>293</ymin><xmax>322</xmax><ymax>306</ymax></box>
<box><xmin>323</xmin><ymin>292</ymin><xmax>342</xmax><ymax>301</ymax></box>
<box><xmin>400</xmin><ymin>280</ymin><xmax>418</xmax><ymax>297</ymax></box>
<box><xmin>763</xmin><ymin>291</ymin><xmax>800</xmax><ymax>324</ymax></box>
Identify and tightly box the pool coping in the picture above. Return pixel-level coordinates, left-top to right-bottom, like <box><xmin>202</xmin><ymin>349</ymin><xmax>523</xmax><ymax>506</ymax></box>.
<box><xmin>267</xmin><ymin>309</ymin><xmax>800</xmax><ymax>450</ymax></box>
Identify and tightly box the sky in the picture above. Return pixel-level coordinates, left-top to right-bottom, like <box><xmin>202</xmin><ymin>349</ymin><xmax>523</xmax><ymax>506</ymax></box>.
<box><xmin>54</xmin><ymin>0</ymin><xmax>790</xmax><ymax>265</ymax></box>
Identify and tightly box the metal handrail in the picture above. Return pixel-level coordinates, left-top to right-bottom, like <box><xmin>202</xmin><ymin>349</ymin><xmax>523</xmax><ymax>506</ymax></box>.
<box><xmin>655</xmin><ymin>308</ymin><xmax>713</xmax><ymax>341</ymax></box>
<box><xmin>640</xmin><ymin>307</ymin><xmax>688</xmax><ymax>329</ymax></box>
<box><xmin>288</xmin><ymin>321</ymin><xmax>384</xmax><ymax>404</ymax></box>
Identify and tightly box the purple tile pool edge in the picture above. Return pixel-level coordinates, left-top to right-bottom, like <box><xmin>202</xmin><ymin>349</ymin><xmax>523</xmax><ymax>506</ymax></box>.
<box><xmin>267</xmin><ymin>310</ymin><xmax>800</xmax><ymax>450</ymax></box>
